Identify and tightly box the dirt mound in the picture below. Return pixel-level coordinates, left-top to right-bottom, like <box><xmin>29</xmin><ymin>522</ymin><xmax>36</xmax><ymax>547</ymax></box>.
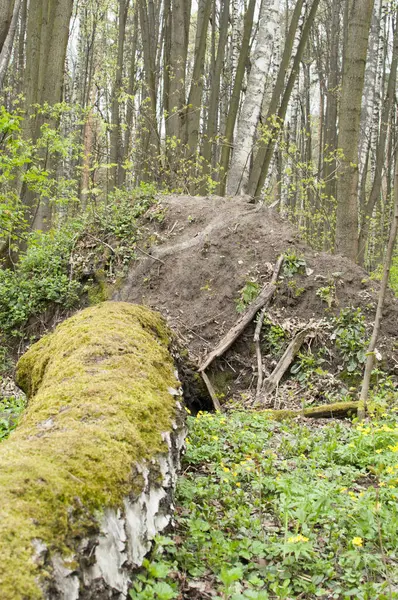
<box><xmin>114</xmin><ymin>195</ymin><xmax>398</xmax><ymax>406</ymax></box>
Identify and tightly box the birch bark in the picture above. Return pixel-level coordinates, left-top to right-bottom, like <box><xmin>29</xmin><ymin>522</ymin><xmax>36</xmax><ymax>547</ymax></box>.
<box><xmin>227</xmin><ymin>0</ymin><xmax>281</xmax><ymax>196</ymax></box>
<box><xmin>0</xmin><ymin>0</ymin><xmax>21</xmax><ymax>90</ymax></box>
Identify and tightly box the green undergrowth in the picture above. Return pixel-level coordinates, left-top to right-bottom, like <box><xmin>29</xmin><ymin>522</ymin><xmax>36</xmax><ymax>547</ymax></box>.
<box><xmin>0</xmin><ymin>395</ymin><xmax>26</xmax><ymax>441</ymax></box>
<box><xmin>132</xmin><ymin>409</ymin><xmax>398</xmax><ymax>600</ymax></box>
<box><xmin>0</xmin><ymin>302</ymin><xmax>180</xmax><ymax>599</ymax></box>
<box><xmin>0</xmin><ymin>183</ymin><xmax>160</xmax><ymax>374</ymax></box>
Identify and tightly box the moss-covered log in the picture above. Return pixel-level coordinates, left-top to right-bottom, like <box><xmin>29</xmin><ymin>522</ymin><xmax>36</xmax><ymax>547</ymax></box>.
<box><xmin>262</xmin><ymin>401</ymin><xmax>360</xmax><ymax>421</ymax></box>
<box><xmin>0</xmin><ymin>302</ymin><xmax>185</xmax><ymax>600</ymax></box>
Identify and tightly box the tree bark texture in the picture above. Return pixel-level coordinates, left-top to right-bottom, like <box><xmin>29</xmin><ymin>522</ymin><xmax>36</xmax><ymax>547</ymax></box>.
<box><xmin>359</xmin><ymin>149</ymin><xmax>398</xmax><ymax>418</ymax></box>
<box><xmin>0</xmin><ymin>0</ymin><xmax>15</xmax><ymax>52</ymax></box>
<box><xmin>335</xmin><ymin>0</ymin><xmax>374</xmax><ymax>261</ymax></box>
<box><xmin>227</xmin><ymin>0</ymin><xmax>281</xmax><ymax>196</ymax></box>
<box><xmin>0</xmin><ymin>303</ymin><xmax>185</xmax><ymax>600</ymax></box>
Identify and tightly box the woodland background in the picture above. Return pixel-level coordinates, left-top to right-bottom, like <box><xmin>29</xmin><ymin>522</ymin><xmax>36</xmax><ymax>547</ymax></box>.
<box><xmin>0</xmin><ymin>0</ymin><xmax>397</xmax><ymax>272</ymax></box>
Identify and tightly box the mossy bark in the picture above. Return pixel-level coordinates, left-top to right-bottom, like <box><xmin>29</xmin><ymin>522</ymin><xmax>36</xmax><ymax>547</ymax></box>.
<box><xmin>262</xmin><ymin>401</ymin><xmax>360</xmax><ymax>421</ymax></box>
<box><xmin>0</xmin><ymin>302</ymin><xmax>185</xmax><ymax>599</ymax></box>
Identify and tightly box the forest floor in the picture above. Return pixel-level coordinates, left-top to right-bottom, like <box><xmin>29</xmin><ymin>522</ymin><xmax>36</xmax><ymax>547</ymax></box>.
<box><xmin>114</xmin><ymin>195</ymin><xmax>398</xmax><ymax>412</ymax></box>
<box><xmin>113</xmin><ymin>195</ymin><xmax>398</xmax><ymax>600</ymax></box>
<box><xmin>2</xmin><ymin>194</ymin><xmax>398</xmax><ymax>599</ymax></box>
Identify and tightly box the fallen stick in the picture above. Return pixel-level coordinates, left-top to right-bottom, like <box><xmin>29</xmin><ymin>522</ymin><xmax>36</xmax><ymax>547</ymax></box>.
<box><xmin>199</xmin><ymin>255</ymin><xmax>284</xmax><ymax>373</ymax></box>
<box><xmin>201</xmin><ymin>371</ymin><xmax>222</xmax><ymax>411</ymax></box>
<box><xmin>254</xmin><ymin>306</ymin><xmax>268</xmax><ymax>395</ymax></box>
<box><xmin>262</xmin><ymin>326</ymin><xmax>315</xmax><ymax>398</ymax></box>
<box><xmin>261</xmin><ymin>401</ymin><xmax>359</xmax><ymax>421</ymax></box>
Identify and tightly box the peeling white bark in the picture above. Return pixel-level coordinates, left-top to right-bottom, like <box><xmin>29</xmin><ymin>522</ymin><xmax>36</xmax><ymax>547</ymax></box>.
<box><xmin>227</xmin><ymin>0</ymin><xmax>281</xmax><ymax>196</ymax></box>
<box><xmin>41</xmin><ymin>398</ymin><xmax>186</xmax><ymax>600</ymax></box>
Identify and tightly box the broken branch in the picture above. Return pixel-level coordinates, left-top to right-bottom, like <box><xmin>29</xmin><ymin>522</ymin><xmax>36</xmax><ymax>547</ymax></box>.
<box><xmin>262</xmin><ymin>326</ymin><xmax>315</xmax><ymax>398</ymax></box>
<box><xmin>199</xmin><ymin>255</ymin><xmax>284</xmax><ymax>372</ymax></box>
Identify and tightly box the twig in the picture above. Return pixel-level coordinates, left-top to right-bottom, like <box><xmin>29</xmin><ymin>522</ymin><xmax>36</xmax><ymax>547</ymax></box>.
<box><xmin>201</xmin><ymin>372</ymin><xmax>221</xmax><ymax>411</ymax></box>
<box><xmin>254</xmin><ymin>306</ymin><xmax>268</xmax><ymax>396</ymax></box>
<box><xmin>262</xmin><ymin>326</ymin><xmax>316</xmax><ymax>400</ymax></box>
<box><xmin>86</xmin><ymin>233</ymin><xmax>115</xmax><ymax>254</ymax></box>
<box><xmin>199</xmin><ymin>255</ymin><xmax>284</xmax><ymax>372</ymax></box>
<box><xmin>135</xmin><ymin>245</ymin><xmax>165</xmax><ymax>265</ymax></box>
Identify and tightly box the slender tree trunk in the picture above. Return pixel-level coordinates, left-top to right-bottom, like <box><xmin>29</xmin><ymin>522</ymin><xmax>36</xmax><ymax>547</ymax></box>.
<box><xmin>0</xmin><ymin>0</ymin><xmax>21</xmax><ymax>90</ymax></box>
<box><xmin>185</xmin><ymin>0</ymin><xmax>212</xmax><ymax>157</ymax></box>
<box><xmin>121</xmin><ymin>7</ymin><xmax>139</xmax><ymax>186</ymax></box>
<box><xmin>0</xmin><ymin>0</ymin><xmax>15</xmax><ymax>53</ymax></box>
<box><xmin>359</xmin><ymin>148</ymin><xmax>398</xmax><ymax>420</ymax></box>
<box><xmin>357</xmin><ymin>8</ymin><xmax>398</xmax><ymax>266</ymax></box>
<box><xmin>323</xmin><ymin>0</ymin><xmax>340</xmax><ymax>227</ymax></box>
<box><xmin>23</xmin><ymin>0</ymin><xmax>74</xmax><ymax>231</ymax></box>
<box><xmin>218</xmin><ymin>0</ymin><xmax>256</xmax><ymax>196</ymax></box>
<box><xmin>110</xmin><ymin>0</ymin><xmax>130</xmax><ymax>189</ymax></box>
<box><xmin>227</xmin><ymin>0</ymin><xmax>281</xmax><ymax>196</ymax></box>
<box><xmin>335</xmin><ymin>0</ymin><xmax>374</xmax><ymax>261</ymax></box>
<box><xmin>165</xmin><ymin>0</ymin><xmax>191</xmax><ymax>141</ymax></box>
<box><xmin>246</xmin><ymin>0</ymin><xmax>319</xmax><ymax>199</ymax></box>
<box><xmin>202</xmin><ymin>0</ymin><xmax>230</xmax><ymax>173</ymax></box>
<box><xmin>17</xmin><ymin>0</ymin><xmax>27</xmax><ymax>92</ymax></box>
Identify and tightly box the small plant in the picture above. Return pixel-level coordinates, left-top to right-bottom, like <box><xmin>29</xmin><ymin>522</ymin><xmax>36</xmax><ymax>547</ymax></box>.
<box><xmin>331</xmin><ymin>308</ymin><xmax>367</xmax><ymax>375</ymax></box>
<box><xmin>235</xmin><ymin>280</ymin><xmax>261</xmax><ymax>313</ymax></box>
<box><xmin>287</xmin><ymin>279</ymin><xmax>305</xmax><ymax>298</ymax></box>
<box><xmin>290</xmin><ymin>349</ymin><xmax>325</xmax><ymax>383</ymax></box>
<box><xmin>282</xmin><ymin>252</ymin><xmax>306</xmax><ymax>278</ymax></box>
<box><xmin>261</xmin><ymin>317</ymin><xmax>287</xmax><ymax>354</ymax></box>
<box><xmin>0</xmin><ymin>394</ymin><xmax>26</xmax><ymax>441</ymax></box>
<box><xmin>316</xmin><ymin>281</ymin><xmax>336</xmax><ymax>308</ymax></box>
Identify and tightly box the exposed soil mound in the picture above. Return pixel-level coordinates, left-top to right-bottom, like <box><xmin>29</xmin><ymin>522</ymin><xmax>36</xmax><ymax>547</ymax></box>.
<box><xmin>114</xmin><ymin>195</ymin><xmax>398</xmax><ymax>407</ymax></box>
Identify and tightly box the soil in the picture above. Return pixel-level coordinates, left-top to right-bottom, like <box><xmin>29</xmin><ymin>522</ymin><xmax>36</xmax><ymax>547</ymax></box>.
<box><xmin>113</xmin><ymin>195</ymin><xmax>398</xmax><ymax>408</ymax></box>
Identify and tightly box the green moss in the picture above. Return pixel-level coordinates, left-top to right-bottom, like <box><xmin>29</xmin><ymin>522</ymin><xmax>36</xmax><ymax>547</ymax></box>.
<box><xmin>0</xmin><ymin>302</ymin><xmax>181</xmax><ymax>599</ymax></box>
<box><xmin>261</xmin><ymin>401</ymin><xmax>360</xmax><ymax>421</ymax></box>
<box><xmin>87</xmin><ymin>270</ymin><xmax>110</xmax><ymax>305</ymax></box>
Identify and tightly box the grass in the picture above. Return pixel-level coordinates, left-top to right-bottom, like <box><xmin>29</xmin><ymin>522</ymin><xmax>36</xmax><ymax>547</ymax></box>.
<box><xmin>131</xmin><ymin>410</ymin><xmax>398</xmax><ymax>600</ymax></box>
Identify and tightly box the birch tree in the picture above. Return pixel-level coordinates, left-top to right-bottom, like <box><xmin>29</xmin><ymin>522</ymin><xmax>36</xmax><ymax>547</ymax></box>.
<box><xmin>227</xmin><ymin>0</ymin><xmax>281</xmax><ymax>196</ymax></box>
<box><xmin>0</xmin><ymin>0</ymin><xmax>15</xmax><ymax>53</ymax></box>
<box><xmin>0</xmin><ymin>0</ymin><xmax>21</xmax><ymax>90</ymax></box>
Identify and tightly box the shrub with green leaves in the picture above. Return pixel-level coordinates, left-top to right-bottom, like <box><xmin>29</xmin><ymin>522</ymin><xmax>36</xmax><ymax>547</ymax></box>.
<box><xmin>331</xmin><ymin>308</ymin><xmax>367</xmax><ymax>376</ymax></box>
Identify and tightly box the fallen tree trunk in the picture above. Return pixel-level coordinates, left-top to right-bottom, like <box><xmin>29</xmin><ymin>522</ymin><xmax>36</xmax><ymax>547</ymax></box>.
<box><xmin>262</xmin><ymin>401</ymin><xmax>359</xmax><ymax>421</ymax></box>
<box><xmin>0</xmin><ymin>302</ymin><xmax>185</xmax><ymax>600</ymax></box>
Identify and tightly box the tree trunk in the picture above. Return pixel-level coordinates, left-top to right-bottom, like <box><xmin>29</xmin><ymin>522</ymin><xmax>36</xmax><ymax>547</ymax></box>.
<box><xmin>246</xmin><ymin>0</ymin><xmax>304</xmax><ymax>198</ymax></box>
<box><xmin>110</xmin><ymin>0</ymin><xmax>130</xmax><ymax>189</ymax></box>
<box><xmin>335</xmin><ymin>0</ymin><xmax>374</xmax><ymax>261</ymax></box>
<box><xmin>0</xmin><ymin>303</ymin><xmax>185</xmax><ymax>600</ymax></box>
<box><xmin>357</xmin><ymin>7</ymin><xmax>398</xmax><ymax>266</ymax></box>
<box><xmin>22</xmin><ymin>0</ymin><xmax>74</xmax><ymax>231</ymax></box>
<box><xmin>218</xmin><ymin>0</ymin><xmax>256</xmax><ymax>196</ymax></box>
<box><xmin>0</xmin><ymin>0</ymin><xmax>21</xmax><ymax>90</ymax></box>
<box><xmin>359</xmin><ymin>149</ymin><xmax>398</xmax><ymax>419</ymax></box>
<box><xmin>0</xmin><ymin>0</ymin><xmax>15</xmax><ymax>53</ymax></box>
<box><xmin>165</xmin><ymin>0</ymin><xmax>191</xmax><ymax>141</ymax></box>
<box><xmin>246</xmin><ymin>0</ymin><xmax>320</xmax><ymax>199</ymax></box>
<box><xmin>185</xmin><ymin>0</ymin><xmax>212</xmax><ymax>158</ymax></box>
<box><xmin>227</xmin><ymin>0</ymin><xmax>281</xmax><ymax>196</ymax></box>
<box><xmin>202</xmin><ymin>0</ymin><xmax>230</xmax><ymax>175</ymax></box>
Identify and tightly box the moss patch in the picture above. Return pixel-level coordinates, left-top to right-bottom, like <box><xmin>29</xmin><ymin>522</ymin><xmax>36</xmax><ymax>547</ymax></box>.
<box><xmin>0</xmin><ymin>302</ymin><xmax>181</xmax><ymax>599</ymax></box>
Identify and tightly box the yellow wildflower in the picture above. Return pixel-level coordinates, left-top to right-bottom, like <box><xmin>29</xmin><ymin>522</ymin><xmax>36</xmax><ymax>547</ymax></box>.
<box><xmin>352</xmin><ymin>537</ymin><xmax>363</xmax><ymax>547</ymax></box>
<box><xmin>287</xmin><ymin>534</ymin><xmax>309</xmax><ymax>544</ymax></box>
